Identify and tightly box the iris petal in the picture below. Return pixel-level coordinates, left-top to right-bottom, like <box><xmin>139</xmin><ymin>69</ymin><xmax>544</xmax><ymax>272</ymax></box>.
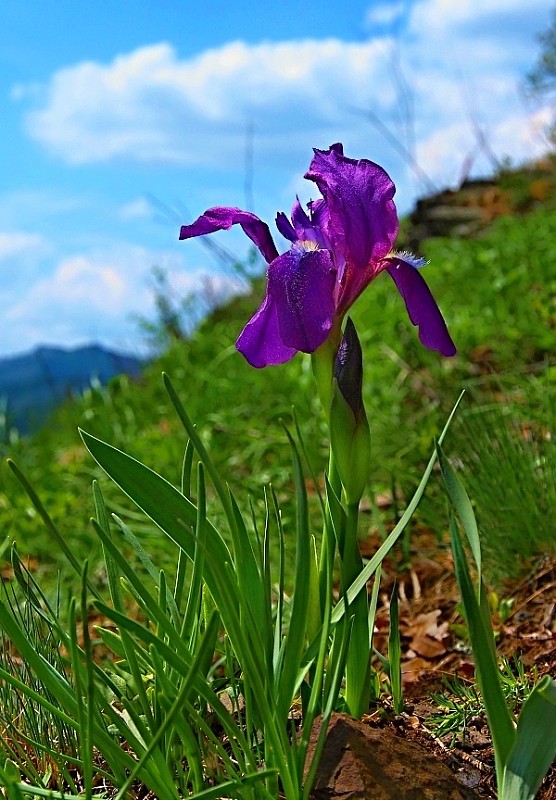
<box><xmin>275</xmin><ymin>211</ymin><xmax>297</xmax><ymax>243</ymax></box>
<box><xmin>269</xmin><ymin>247</ymin><xmax>337</xmax><ymax>353</ymax></box>
<box><xmin>237</xmin><ymin>247</ymin><xmax>337</xmax><ymax>366</ymax></box>
<box><xmin>290</xmin><ymin>199</ymin><xmax>314</xmax><ymax>239</ymax></box>
<box><xmin>179</xmin><ymin>206</ymin><xmax>279</xmax><ymax>264</ymax></box>
<box><xmin>236</xmin><ymin>294</ymin><xmax>297</xmax><ymax>368</ymax></box>
<box><xmin>385</xmin><ymin>258</ymin><xmax>457</xmax><ymax>357</ymax></box>
<box><xmin>305</xmin><ymin>144</ymin><xmax>398</xmax><ymax>272</ymax></box>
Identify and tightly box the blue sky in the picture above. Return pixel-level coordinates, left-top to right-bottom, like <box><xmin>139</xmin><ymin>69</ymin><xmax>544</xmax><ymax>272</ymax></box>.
<box><xmin>0</xmin><ymin>0</ymin><xmax>552</xmax><ymax>358</ymax></box>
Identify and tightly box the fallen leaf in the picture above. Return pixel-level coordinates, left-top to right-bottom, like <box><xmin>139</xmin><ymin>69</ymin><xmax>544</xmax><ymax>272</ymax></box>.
<box><xmin>410</xmin><ymin>635</ymin><xmax>447</xmax><ymax>659</ymax></box>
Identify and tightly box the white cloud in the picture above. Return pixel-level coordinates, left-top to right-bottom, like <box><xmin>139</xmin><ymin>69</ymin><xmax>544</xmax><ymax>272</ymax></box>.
<box><xmin>365</xmin><ymin>2</ymin><xmax>406</xmax><ymax>29</ymax></box>
<box><xmin>20</xmin><ymin>39</ymin><xmax>395</xmax><ymax>167</ymax></box>
<box><xmin>5</xmin><ymin>248</ymin><xmax>151</xmax><ymax>325</ymax></box>
<box><xmin>14</xmin><ymin>2</ymin><xmax>555</xmax><ymax>207</ymax></box>
<box><xmin>0</xmin><ymin>242</ymin><xmax>248</xmax><ymax>357</ymax></box>
<box><xmin>0</xmin><ymin>231</ymin><xmax>45</xmax><ymax>262</ymax></box>
<box><xmin>118</xmin><ymin>196</ymin><xmax>155</xmax><ymax>221</ymax></box>
<box><xmin>410</xmin><ymin>0</ymin><xmax>547</xmax><ymax>29</ymax></box>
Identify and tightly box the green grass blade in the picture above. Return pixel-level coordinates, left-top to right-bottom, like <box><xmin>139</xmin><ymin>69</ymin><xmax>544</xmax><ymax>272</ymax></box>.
<box><xmin>228</xmin><ymin>488</ymin><xmax>267</xmax><ymax>631</ymax></box>
<box><xmin>501</xmin><ymin>675</ymin><xmax>556</xmax><ymax>800</ymax></box>
<box><xmin>92</xmin><ymin>480</ymin><xmax>124</xmax><ymax>611</ymax></box>
<box><xmin>270</xmin><ymin>485</ymin><xmax>286</xmax><ymax>675</ymax></box>
<box><xmin>276</xmin><ymin>427</ymin><xmax>311</xmax><ymax>723</ymax></box>
<box><xmin>6</xmin><ymin>459</ymin><xmax>101</xmax><ymax>601</ymax></box>
<box><xmin>112</xmin><ymin>514</ymin><xmax>181</xmax><ymax>625</ymax></box>
<box><xmin>162</xmin><ymin>372</ymin><xmax>235</xmax><ymax>526</ymax></box>
<box><xmin>292</xmin><ymin>406</ymin><xmax>325</xmax><ymax>516</ymax></box>
<box><xmin>67</xmin><ymin>595</ymin><xmax>92</xmax><ymax>800</ymax></box>
<box><xmin>164</xmin><ymin>372</ymin><xmax>267</xmax><ymax>623</ymax></box>
<box><xmin>368</xmin><ymin>565</ymin><xmax>381</xmax><ymax>648</ymax></box>
<box><xmin>181</xmin><ymin>462</ymin><xmax>207</xmax><ymax>646</ymax></box>
<box><xmin>80</xmin><ymin>569</ymin><xmax>95</xmax><ymax>800</ymax></box>
<box><xmin>186</xmin><ymin>769</ymin><xmax>279</xmax><ymax>800</ymax></box>
<box><xmin>450</xmin><ymin>515</ymin><xmax>515</xmax><ymax>787</ymax></box>
<box><xmin>388</xmin><ymin>581</ymin><xmax>403</xmax><ymax>714</ymax></box>
<box><xmin>80</xmin><ymin>430</ymin><xmax>238</xmax><ymax>615</ymax></box>
<box><xmin>437</xmin><ymin>445</ymin><xmax>481</xmax><ymax>578</ymax></box>
<box><xmin>332</xmin><ymin>390</ymin><xmax>464</xmax><ymax>623</ymax></box>
<box><xmin>80</xmin><ymin>430</ymin><xmax>198</xmax><ymax>552</ymax></box>
<box><xmin>180</xmin><ymin>437</ymin><xmax>195</xmax><ymax>499</ymax></box>
<box><xmin>113</xmin><ymin>613</ymin><xmax>223</xmax><ymax>800</ymax></box>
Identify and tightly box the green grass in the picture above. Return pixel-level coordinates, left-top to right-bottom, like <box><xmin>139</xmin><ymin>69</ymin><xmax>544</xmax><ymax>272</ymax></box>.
<box><xmin>0</xmin><ymin>202</ymin><xmax>554</xmax><ymax>591</ymax></box>
<box><xmin>427</xmin><ymin>660</ymin><xmax>538</xmax><ymax>748</ymax></box>
<box><xmin>0</xmin><ymin>178</ymin><xmax>555</xmax><ymax>799</ymax></box>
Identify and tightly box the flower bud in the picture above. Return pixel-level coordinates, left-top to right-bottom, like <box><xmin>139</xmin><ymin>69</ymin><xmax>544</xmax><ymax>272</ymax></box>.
<box><xmin>329</xmin><ymin>319</ymin><xmax>370</xmax><ymax>505</ymax></box>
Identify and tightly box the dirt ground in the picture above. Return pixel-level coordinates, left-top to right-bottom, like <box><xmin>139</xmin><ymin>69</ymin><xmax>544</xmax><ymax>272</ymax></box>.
<box><xmin>356</xmin><ymin>524</ymin><xmax>556</xmax><ymax>799</ymax></box>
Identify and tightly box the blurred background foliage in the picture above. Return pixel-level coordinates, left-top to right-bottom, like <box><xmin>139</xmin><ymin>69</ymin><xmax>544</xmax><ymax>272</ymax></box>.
<box><xmin>0</xmin><ymin>158</ymin><xmax>554</xmax><ymax>594</ymax></box>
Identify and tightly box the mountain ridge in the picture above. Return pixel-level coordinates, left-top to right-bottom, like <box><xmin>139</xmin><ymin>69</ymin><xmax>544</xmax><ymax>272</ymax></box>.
<box><xmin>0</xmin><ymin>343</ymin><xmax>144</xmax><ymax>433</ymax></box>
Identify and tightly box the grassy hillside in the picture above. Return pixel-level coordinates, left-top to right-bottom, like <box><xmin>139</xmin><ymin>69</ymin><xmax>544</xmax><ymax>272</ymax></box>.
<box><xmin>0</xmin><ymin>185</ymin><xmax>554</xmax><ymax>590</ymax></box>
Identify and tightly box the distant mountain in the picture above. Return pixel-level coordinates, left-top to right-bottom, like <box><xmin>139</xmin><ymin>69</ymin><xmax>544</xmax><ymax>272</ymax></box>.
<box><xmin>0</xmin><ymin>344</ymin><xmax>144</xmax><ymax>434</ymax></box>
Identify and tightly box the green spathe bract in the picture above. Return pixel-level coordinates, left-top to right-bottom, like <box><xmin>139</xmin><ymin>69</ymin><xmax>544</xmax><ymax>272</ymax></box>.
<box><xmin>329</xmin><ymin>319</ymin><xmax>371</xmax><ymax>507</ymax></box>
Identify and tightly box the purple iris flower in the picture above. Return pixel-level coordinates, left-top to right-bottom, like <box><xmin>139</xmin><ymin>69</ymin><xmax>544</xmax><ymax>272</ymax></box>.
<box><xmin>179</xmin><ymin>143</ymin><xmax>456</xmax><ymax>367</ymax></box>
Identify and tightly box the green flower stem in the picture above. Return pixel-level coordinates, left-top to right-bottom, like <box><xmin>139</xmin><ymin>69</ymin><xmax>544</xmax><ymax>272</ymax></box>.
<box><xmin>318</xmin><ymin>448</ymin><xmax>341</xmax><ymax>607</ymax></box>
<box><xmin>311</xmin><ymin>320</ymin><xmax>342</xmax><ymax>416</ymax></box>
<box><xmin>342</xmin><ymin>501</ymin><xmax>371</xmax><ymax>718</ymax></box>
<box><xmin>311</xmin><ymin>325</ymin><xmax>343</xmax><ymax>614</ymax></box>
<box><xmin>312</xmin><ymin>322</ymin><xmax>371</xmax><ymax>717</ymax></box>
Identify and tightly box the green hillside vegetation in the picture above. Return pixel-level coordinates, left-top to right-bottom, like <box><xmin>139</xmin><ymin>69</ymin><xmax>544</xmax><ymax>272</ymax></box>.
<box><xmin>0</xmin><ymin>168</ymin><xmax>554</xmax><ymax>591</ymax></box>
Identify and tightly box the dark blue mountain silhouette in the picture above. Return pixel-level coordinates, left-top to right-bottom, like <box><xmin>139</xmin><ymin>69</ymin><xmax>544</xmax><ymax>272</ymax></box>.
<box><xmin>0</xmin><ymin>344</ymin><xmax>144</xmax><ymax>433</ymax></box>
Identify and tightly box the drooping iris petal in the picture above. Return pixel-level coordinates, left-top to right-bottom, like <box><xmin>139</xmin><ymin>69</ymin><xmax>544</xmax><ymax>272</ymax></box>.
<box><xmin>179</xmin><ymin>206</ymin><xmax>279</xmax><ymax>264</ymax></box>
<box><xmin>236</xmin><ymin>246</ymin><xmax>336</xmax><ymax>366</ymax></box>
<box><xmin>236</xmin><ymin>294</ymin><xmax>297</xmax><ymax>368</ymax></box>
<box><xmin>305</xmin><ymin>144</ymin><xmax>398</xmax><ymax>274</ymax></box>
<box><xmin>269</xmin><ymin>246</ymin><xmax>337</xmax><ymax>352</ymax></box>
<box><xmin>385</xmin><ymin>258</ymin><xmax>457</xmax><ymax>357</ymax></box>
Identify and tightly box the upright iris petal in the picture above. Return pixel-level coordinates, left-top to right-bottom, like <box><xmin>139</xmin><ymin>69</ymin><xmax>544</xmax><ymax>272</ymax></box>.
<box><xmin>306</xmin><ymin>143</ymin><xmax>398</xmax><ymax>269</ymax></box>
<box><xmin>179</xmin><ymin>144</ymin><xmax>456</xmax><ymax>367</ymax></box>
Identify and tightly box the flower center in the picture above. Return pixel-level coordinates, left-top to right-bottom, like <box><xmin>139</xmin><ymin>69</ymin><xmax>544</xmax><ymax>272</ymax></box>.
<box><xmin>293</xmin><ymin>239</ymin><xmax>320</xmax><ymax>253</ymax></box>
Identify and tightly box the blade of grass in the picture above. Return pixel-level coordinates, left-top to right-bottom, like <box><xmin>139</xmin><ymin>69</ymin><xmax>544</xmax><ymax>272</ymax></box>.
<box><xmin>112</xmin><ymin>613</ymin><xmax>223</xmax><ymax>800</ymax></box>
<box><xmin>388</xmin><ymin>581</ymin><xmax>403</xmax><ymax>714</ymax></box>
<box><xmin>276</xmin><ymin>427</ymin><xmax>311</xmax><ymax>724</ymax></box>
<box><xmin>332</xmin><ymin>390</ymin><xmax>464</xmax><ymax>623</ymax></box>
<box><xmin>437</xmin><ymin>446</ymin><xmax>481</xmax><ymax>583</ymax></box>
<box><xmin>501</xmin><ymin>675</ymin><xmax>556</xmax><ymax>800</ymax></box>
<box><xmin>6</xmin><ymin>460</ymin><xmax>101</xmax><ymax>601</ymax></box>
<box><xmin>449</xmin><ymin>514</ymin><xmax>515</xmax><ymax>787</ymax></box>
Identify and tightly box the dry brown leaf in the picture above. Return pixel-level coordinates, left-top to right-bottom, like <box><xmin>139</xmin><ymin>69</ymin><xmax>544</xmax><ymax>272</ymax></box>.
<box><xmin>402</xmin><ymin>609</ymin><xmax>449</xmax><ymax>641</ymax></box>
<box><xmin>409</xmin><ymin>635</ymin><xmax>447</xmax><ymax>659</ymax></box>
<box><xmin>401</xmin><ymin>656</ymin><xmax>434</xmax><ymax>683</ymax></box>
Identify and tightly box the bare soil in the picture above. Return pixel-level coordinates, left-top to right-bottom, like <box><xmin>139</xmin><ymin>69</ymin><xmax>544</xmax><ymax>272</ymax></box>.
<box><xmin>354</xmin><ymin>524</ymin><xmax>556</xmax><ymax>799</ymax></box>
